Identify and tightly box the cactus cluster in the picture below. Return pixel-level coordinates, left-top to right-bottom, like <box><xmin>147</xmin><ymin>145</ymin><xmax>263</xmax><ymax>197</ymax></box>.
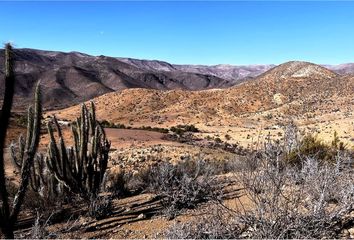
<box><xmin>0</xmin><ymin>44</ymin><xmax>111</xmax><ymax>238</ymax></box>
<box><xmin>46</xmin><ymin>102</ymin><xmax>111</xmax><ymax>198</ymax></box>
<box><xmin>0</xmin><ymin>44</ymin><xmax>42</xmax><ymax>238</ymax></box>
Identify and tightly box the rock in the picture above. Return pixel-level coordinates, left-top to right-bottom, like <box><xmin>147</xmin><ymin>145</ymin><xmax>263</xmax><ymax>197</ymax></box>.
<box><xmin>348</xmin><ymin>228</ymin><xmax>354</xmax><ymax>238</ymax></box>
<box><xmin>137</xmin><ymin>213</ymin><xmax>146</xmax><ymax>220</ymax></box>
<box><xmin>339</xmin><ymin>229</ymin><xmax>350</xmax><ymax>238</ymax></box>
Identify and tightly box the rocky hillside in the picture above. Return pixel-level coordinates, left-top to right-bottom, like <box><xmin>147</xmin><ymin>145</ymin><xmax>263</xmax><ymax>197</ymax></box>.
<box><xmin>1</xmin><ymin>48</ymin><xmax>353</xmax><ymax>110</ymax></box>
<box><xmin>0</xmin><ymin>49</ymin><xmax>230</xmax><ymax>109</ymax></box>
<box><xmin>119</xmin><ymin>58</ymin><xmax>275</xmax><ymax>82</ymax></box>
<box><xmin>51</xmin><ymin>61</ymin><xmax>353</xmax><ymax>127</ymax></box>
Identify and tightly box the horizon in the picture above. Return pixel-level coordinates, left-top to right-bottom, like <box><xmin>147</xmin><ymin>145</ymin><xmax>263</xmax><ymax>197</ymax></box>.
<box><xmin>9</xmin><ymin>47</ymin><xmax>354</xmax><ymax>66</ymax></box>
<box><xmin>1</xmin><ymin>1</ymin><xmax>354</xmax><ymax>65</ymax></box>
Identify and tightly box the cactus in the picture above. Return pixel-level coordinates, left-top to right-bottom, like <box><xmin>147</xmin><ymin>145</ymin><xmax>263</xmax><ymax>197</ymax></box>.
<box><xmin>46</xmin><ymin>102</ymin><xmax>110</xmax><ymax>198</ymax></box>
<box><xmin>0</xmin><ymin>44</ymin><xmax>42</xmax><ymax>238</ymax></box>
<box><xmin>10</xmin><ymin>83</ymin><xmax>43</xmax><ymax>192</ymax></box>
<box><xmin>10</xmin><ymin>95</ymin><xmax>62</xmax><ymax>202</ymax></box>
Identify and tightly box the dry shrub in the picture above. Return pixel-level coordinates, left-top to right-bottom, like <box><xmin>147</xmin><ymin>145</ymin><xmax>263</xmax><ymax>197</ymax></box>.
<box><xmin>236</xmin><ymin>147</ymin><xmax>354</xmax><ymax>239</ymax></box>
<box><xmin>104</xmin><ymin>167</ymin><xmax>131</xmax><ymax>197</ymax></box>
<box><xmin>134</xmin><ymin>159</ymin><xmax>223</xmax><ymax>219</ymax></box>
<box><xmin>87</xmin><ymin>195</ymin><xmax>113</xmax><ymax>220</ymax></box>
<box><xmin>163</xmin><ymin>206</ymin><xmax>240</xmax><ymax>239</ymax></box>
<box><xmin>164</xmin><ymin>132</ymin><xmax>354</xmax><ymax>239</ymax></box>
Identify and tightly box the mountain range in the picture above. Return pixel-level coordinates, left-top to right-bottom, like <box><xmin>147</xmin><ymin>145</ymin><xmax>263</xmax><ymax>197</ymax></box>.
<box><xmin>0</xmin><ymin>48</ymin><xmax>353</xmax><ymax>110</ymax></box>
<box><xmin>50</xmin><ymin>60</ymin><xmax>354</xmax><ymax>129</ymax></box>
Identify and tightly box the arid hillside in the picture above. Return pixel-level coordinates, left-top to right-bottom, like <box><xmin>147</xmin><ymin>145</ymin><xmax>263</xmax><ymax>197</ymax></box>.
<box><xmin>0</xmin><ymin>49</ymin><xmax>230</xmax><ymax>110</ymax></box>
<box><xmin>1</xmin><ymin>48</ymin><xmax>353</xmax><ymax>111</ymax></box>
<box><xmin>49</xmin><ymin>61</ymin><xmax>354</xmax><ymax>147</ymax></box>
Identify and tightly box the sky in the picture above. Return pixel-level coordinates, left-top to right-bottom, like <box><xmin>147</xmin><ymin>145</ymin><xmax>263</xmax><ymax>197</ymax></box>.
<box><xmin>1</xmin><ymin>1</ymin><xmax>353</xmax><ymax>65</ymax></box>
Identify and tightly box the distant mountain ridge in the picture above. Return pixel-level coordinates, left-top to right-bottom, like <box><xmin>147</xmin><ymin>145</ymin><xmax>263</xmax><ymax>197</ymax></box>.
<box><xmin>0</xmin><ymin>48</ymin><xmax>231</xmax><ymax>109</ymax></box>
<box><xmin>118</xmin><ymin>58</ymin><xmax>276</xmax><ymax>82</ymax></box>
<box><xmin>0</xmin><ymin>48</ymin><xmax>353</xmax><ymax>110</ymax></box>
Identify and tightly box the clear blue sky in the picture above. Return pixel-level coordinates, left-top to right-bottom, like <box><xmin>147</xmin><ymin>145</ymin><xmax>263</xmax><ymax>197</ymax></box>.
<box><xmin>1</xmin><ymin>1</ymin><xmax>353</xmax><ymax>65</ymax></box>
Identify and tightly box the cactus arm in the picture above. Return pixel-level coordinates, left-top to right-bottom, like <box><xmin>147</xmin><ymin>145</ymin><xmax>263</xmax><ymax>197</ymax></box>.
<box><xmin>25</xmin><ymin>106</ymin><xmax>34</xmax><ymax>152</ymax></box>
<box><xmin>10</xmin><ymin>83</ymin><xmax>42</xmax><ymax>225</ymax></box>
<box><xmin>29</xmin><ymin>83</ymin><xmax>41</xmax><ymax>153</ymax></box>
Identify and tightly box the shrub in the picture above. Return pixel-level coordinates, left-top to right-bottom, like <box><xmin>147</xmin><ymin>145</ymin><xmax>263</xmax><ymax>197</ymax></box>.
<box><xmin>138</xmin><ymin>126</ymin><xmax>169</xmax><ymax>133</ymax></box>
<box><xmin>225</xmin><ymin>134</ymin><xmax>231</xmax><ymax>140</ymax></box>
<box><xmin>135</xmin><ymin>160</ymin><xmax>222</xmax><ymax>219</ymax></box>
<box><xmin>163</xmin><ymin>206</ymin><xmax>240</xmax><ymax>239</ymax></box>
<box><xmin>104</xmin><ymin>167</ymin><xmax>131</xmax><ymax>197</ymax></box>
<box><xmin>87</xmin><ymin>195</ymin><xmax>113</xmax><ymax>220</ymax></box>
<box><xmin>163</xmin><ymin>136</ymin><xmax>354</xmax><ymax>239</ymax></box>
<box><xmin>170</xmin><ymin>124</ymin><xmax>200</xmax><ymax>136</ymax></box>
<box><xmin>285</xmin><ymin>133</ymin><xmax>345</xmax><ymax>167</ymax></box>
<box><xmin>176</xmin><ymin>124</ymin><xmax>199</xmax><ymax>133</ymax></box>
<box><xmin>100</xmin><ymin>120</ymin><xmax>126</xmax><ymax>129</ymax></box>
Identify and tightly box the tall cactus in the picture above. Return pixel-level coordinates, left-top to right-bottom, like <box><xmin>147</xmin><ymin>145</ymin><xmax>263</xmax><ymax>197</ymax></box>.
<box><xmin>0</xmin><ymin>44</ymin><xmax>42</xmax><ymax>238</ymax></box>
<box><xmin>10</xmin><ymin>83</ymin><xmax>43</xmax><ymax>192</ymax></box>
<box><xmin>46</xmin><ymin>102</ymin><xmax>110</xmax><ymax>198</ymax></box>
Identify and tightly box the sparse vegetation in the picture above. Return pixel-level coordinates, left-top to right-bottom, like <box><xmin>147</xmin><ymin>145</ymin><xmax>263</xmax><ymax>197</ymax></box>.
<box><xmin>170</xmin><ymin>124</ymin><xmax>199</xmax><ymax>136</ymax></box>
<box><xmin>164</xmin><ymin>134</ymin><xmax>354</xmax><ymax>239</ymax></box>
<box><xmin>88</xmin><ymin>195</ymin><xmax>113</xmax><ymax>220</ymax></box>
<box><xmin>2</xmin><ymin>43</ymin><xmax>354</xmax><ymax>239</ymax></box>
<box><xmin>99</xmin><ymin>120</ymin><xmax>169</xmax><ymax>133</ymax></box>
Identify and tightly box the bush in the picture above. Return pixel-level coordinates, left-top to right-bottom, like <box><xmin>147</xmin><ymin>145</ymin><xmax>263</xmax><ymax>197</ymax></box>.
<box><xmin>100</xmin><ymin>120</ymin><xmax>126</xmax><ymax>129</ymax></box>
<box><xmin>134</xmin><ymin>160</ymin><xmax>222</xmax><ymax>219</ymax></box>
<box><xmin>138</xmin><ymin>126</ymin><xmax>169</xmax><ymax>133</ymax></box>
<box><xmin>163</xmin><ymin>136</ymin><xmax>354</xmax><ymax>238</ymax></box>
<box><xmin>163</xmin><ymin>206</ymin><xmax>240</xmax><ymax>239</ymax></box>
<box><xmin>87</xmin><ymin>196</ymin><xmax>113</xmax><ymax>220</ymax></box>
<box><xmin>176</xmin><ymin>124</ymin><xmax>199</xmax><ymax>133</ymax></box>
<box><xmin>285</xmin><ymin>132</ymin><xmax>346</xmax><ymax>167</ymax></box>
<box><xmin>104</xmin><ymin>167</ymin><xmax>131</xmax><ymax>197</ymax></box>
<box><xmin>225</xmin><ymin>134</ymin><xmax>232</xmax><ymax>140</ymax></box>
<box><xmin>170</xmin><ymin>124</ymin><xmax>200</xmax><ymax>136</ymax></box>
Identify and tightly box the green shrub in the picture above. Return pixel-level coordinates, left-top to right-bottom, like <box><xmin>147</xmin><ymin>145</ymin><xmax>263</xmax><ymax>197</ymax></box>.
<box><xmin>170</xmin><ymin>124</ymin><xmax>200</xmax><ymax>136</ymax></box>
<box><xmin>285</xmin><ymin>132</ymin><xmax>345</xmax><ymax>167</ymax></box>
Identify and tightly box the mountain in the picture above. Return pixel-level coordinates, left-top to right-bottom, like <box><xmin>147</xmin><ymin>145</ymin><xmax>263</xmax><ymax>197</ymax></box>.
<box><xmin>0</xmin><ymin>48</ymin><xmax>231</xmax><ymax>110</ymax></box>
<box><xmin>51</xmin><ymin>61</ymin><xmax>353</xmax><ymax>128</ymax></box>
<box><xmin>258</xmin><ymin>61</ymin><xmax>338</xmax><ymax>80</ymax></box>
<box><xmin>119</xmin><ymin>58</ymin><xmax>275</xmax><ymax>82</ymax></box>
<box><xmin>118</xmin><ymin>58</ymin><xmax>354</xmax><ymax>81</ymax></box>
<box><xmin>324</xmin><ymin>63</ymin><xmax>354</xmax><ymax>75</ymax></box>
<box><xmin>1</xmin><ymin>48</ymin><xmax>353</xmax><ymax>110</ymax></box>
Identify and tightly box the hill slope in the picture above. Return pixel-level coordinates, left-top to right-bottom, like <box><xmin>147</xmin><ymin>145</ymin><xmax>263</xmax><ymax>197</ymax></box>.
<box><xmin>0</xmin><ymin>49</ymin><xmax>231</xmax><ymax>109</ymax></box>
<box><xmin>1</xmin><ymin>48</ymin><xmax>353</xmax><ymax>110</ymax></box>
<box><xmin>52</xmin><ymin>61</ymin><xmax>353</xmax><ymax>126</ymax></box>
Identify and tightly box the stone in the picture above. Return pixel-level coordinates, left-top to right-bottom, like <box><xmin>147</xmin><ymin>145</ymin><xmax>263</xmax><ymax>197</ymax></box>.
<box><xmin>137</xmin><ymin>213</ymin><xmax>146</xmax><ymax>220</ymax></box>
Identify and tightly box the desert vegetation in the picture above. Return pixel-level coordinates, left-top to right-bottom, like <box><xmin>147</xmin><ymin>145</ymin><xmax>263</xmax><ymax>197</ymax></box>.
<box><xmin>163</xmin><ymin>130</ymin><xmax>354</xmax><ymax>239</ymax></box>
<box><xmin>1</xmin><ymin>44</ymin><xmax>354</xmax><ymax>239</ymax></box>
